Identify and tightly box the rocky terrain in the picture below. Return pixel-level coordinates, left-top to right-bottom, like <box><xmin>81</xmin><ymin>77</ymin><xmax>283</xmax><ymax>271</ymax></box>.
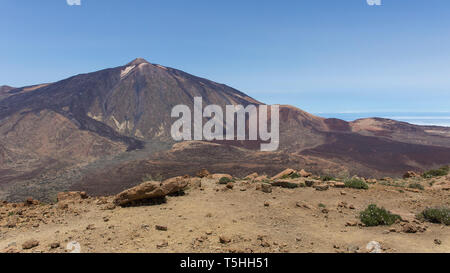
<box><xmin>1</xmin><ymin>58</ymin><xmax>450</xmax><ymax>202</ymax></box>
<box><xmin>1</xmin><ymin>168</ymin><xmax>448</xmax><ymax>253</ymax></box>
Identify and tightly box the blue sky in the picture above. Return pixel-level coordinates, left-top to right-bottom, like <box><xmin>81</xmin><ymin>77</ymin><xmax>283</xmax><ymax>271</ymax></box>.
<box><xmin>1</xmin><ymin>0</ymin><xmax>450</xmax><ymax>114</ymax></box>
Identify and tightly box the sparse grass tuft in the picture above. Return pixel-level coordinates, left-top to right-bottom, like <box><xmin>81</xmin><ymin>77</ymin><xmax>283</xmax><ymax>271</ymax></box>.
<box><xmin>422</xmin><ymin>166</ymin><xmax>449</xmax><ymax>179</ymax></box>
<box><xmin>219</xmin><ymin>177</ymin><xmax>234</xmax><ymax>184</ymax></box>
<box><xmin>344</xmin><ymin>178</ymin><xmax>369</xmax><ymax>190</ymax></box>
<box><xmin>281</xmin><ymin>172</ymin><xmax>301</xmax><ymax>179</ymax></box>
<box><xmin>417</xmin><ymin>207</ymin><xmax>450</xmax><ymax>225</ymax></box>
<box><xmin>359</xmin><ymin>204</ymin><xmax>401</xmax><ymax>226</ymax></box>
<box><xmin>321</xmin><ymin>175</ymin><xmax>335</xmax><ymax>182</ymax></box>
<box><xmin>408</xmin><ymin>183</ymin><xmax>424</xmax><ymax>190</ymax></box>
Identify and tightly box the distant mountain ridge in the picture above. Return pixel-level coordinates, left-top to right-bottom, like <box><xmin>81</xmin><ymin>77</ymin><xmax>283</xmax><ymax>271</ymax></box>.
<box><xmin>1</xmin><ymin>58</ymin><xmax>450</xmax><ymax>201</ymax></box>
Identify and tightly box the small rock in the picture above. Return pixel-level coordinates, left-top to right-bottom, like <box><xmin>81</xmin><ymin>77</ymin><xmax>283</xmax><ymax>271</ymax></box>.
<box><xmin>313</xmin><ymin>184</ymin><xmax>329</xmax><ymax>191</ymax></box>
<box><xmin>261</xmin><ymin>183</ymin><xmax>272</xmax><ymax>193</ymax></box>
<box><xmin>50</xmin><ymin>242</ymin><xmax>60</xmax><ymax>249</ymax></box>
<box><xmin>22</xmin><ymin>240</ymin><xmax>39</xmax><ymax>250</ymax></box>
<box><xmin>226</xmin><ymin>182</ymin><xmax>234</xmax><ymax>189</ymax></box>
<box><xmin>155</xmin><ymin>225</ymin><xmax>168</xmax><ymax>231</ymax></box>
<box><xmin>219</xmin><ymin>235</ymin><xmax>231</xmax><ymax>244</ymax></box>
<box><xmin>296</xmin><ymin>202</ymin><xmax>312</xmax><ymax>209</ymax></box>
<box><xmin>434</xmin><ymin>239</ymin><xmax>442</xmax><ymax>245</ymax></box>
<box><xmin>196</xmin><ymin>168</ymin><xmax>210</xmax><ymax>178</ymax></box>
<box><xmin>156</xmin><ymin>240</ymin><xmax>169</xmax><ymax>248</ymax></box>
<box><xmin>264</xmin><ymin>201</ymin><xmax>270</xmax><ymax>207</ymax></box>
<box><xmin>402</xmin><ymin>223</ymin><xmax>418</xmax><ymax>233</ymax></box>
<box><xmin>86</xmin><ymin>224</ymin><xmax>96</xmax><ymax>230</ymax></box>
<box><xmin>366</xmin><ymin>241</ymin><xmax>382</xmax><ymax>253</ymax></box>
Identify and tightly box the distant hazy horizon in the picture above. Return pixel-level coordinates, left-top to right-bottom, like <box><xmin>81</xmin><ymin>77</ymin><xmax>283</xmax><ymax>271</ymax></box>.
<box><xmin>316</xmin><ymin>112</ymin><xmax>450</xmax><ymax>127</ymax></box>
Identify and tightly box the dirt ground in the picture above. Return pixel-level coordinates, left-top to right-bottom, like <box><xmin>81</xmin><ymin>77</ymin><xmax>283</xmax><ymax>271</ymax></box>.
<box><xmin>0</xmin><ymin>176</ymin><xmax>449</xmax><ymax>253</ymax></box>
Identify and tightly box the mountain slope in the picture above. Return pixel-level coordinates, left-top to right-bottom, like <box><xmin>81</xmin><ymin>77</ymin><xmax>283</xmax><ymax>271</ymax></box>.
<box><xmin>0</xmin><ymin>58</ymin><xmax>450</xmax><ymax>201</ymax></box>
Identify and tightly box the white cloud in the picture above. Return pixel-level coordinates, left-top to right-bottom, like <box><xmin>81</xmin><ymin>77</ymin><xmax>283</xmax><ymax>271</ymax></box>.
<box><xmin>67</xmin><ymin>0</ymin><xmax>81</xmax><ymax>6</ymax></box>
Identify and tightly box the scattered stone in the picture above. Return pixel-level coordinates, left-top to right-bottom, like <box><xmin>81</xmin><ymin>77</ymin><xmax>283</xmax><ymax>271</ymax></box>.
<box><xmin>403</xmin><ymin>171</ymin><xmax>420</xmax><ymax>179</ymax></box>
<box><xmin>366</xmin><ymin>241</ymin><xmax>382</xmax><ymax>253</ymax></box>
<box><xmin>219</xmin><ymin>235</ymin><xmax>231</xmax><ymax>244</ymax></box>
<box><xmin>22</xmin><ymin>240</ymin><xmax>39</xmax><ymax>250</ymax></box>
<box><xmin>50</xmin><ymin>242</ymin><xmax>60</xmax><ymax>249</ymax></box>
<box><xmin>25</xmin><ymin>197</ymin><xmax>38</xmax><ymax>206</ymax></box>
<box><xmin>271</xmin><ymin>179</ymin><xmax>304</xmax><ymax>188</ymax></box>
<box><xmin>157</xmin><ymin>240</ymin><xmax>169</xmax><ymax>248</ymax></box>
<box><xmin>346</xmin><ymin>221</ymin><xmax>358</xmax><ymax>227</ymax></box>
<box><xmin>86</xmin><ymin>224</ymin><xmax>96</xmax><ymax>230</ymax></box>
<box><xmin>434</xmin><ymin>239</ymin><xmax>442</xmax><ymax>245</ymax></box>
<box><xmin>296</xmin><ymin>201</ymin><xmax>312</xmax><ymax>209</ymax></box>
<box><xmin>298</xmin><ymin>169</ymin><xmax>312</xmax><ymax>177</ymax></box>
<box><xmin>226</xmin><ymin>182</ymin><xmax>234</xmax><ymax>189</ymax></box>
<box><xmin>6</xmin><ymin>218</ymin><xmax>17</xmax><ymax>228</ymax></box>
<box><xmin>196</xmin><ymin>168</ymin><xmax>210</xmax><ymax>178</ymax></box>
<box><xmin>104</xmin><ymin>203</ymin><xmax>116</xmax><ymax>210</ymax></box>
<box><xmin>211</xmin><ymin>173</ymin><xmax>233</xmax><ymax>180</ymax></box>
<box><xmin>57</xmin><ymin>202</ymin><xmax>69</xmax><ymax>210</ymax></box>
<box><xmin>155</xmin><ymin>225</ymin><xmax>168</xmax><ymax>231</ymax></box>
<box><xmin>244</xmin><ymin>172</ymin><xmax>259</xmax><ymax>180</ymax></box>
<box><xmin>272</xmin><ymin>168</ymin><xmax>295</xmax><ymax>180</ymax></box>
<box><xmin>264</xmin><ymin>201</ymin><xmax>270</xmax><ymax>207</ymax></box>
<box><xmin>366</xmin><ymin>179</ymin><xmax>377</xmax><ymax>184</ymax></box>
<box><xmin>305</xmin><ymin>180</ymin><xmax>320</xmax><ymax>187</ymax></box>
<box><xmin>402</xmin><ymin>223</ymin><xmax>418</xmax><ymax>233</ymax></box>
<box><xmin>260</xmin><ymin>183</ymin><xmax>272</xmax><ymax>193</ymax></box>
<box><xmin>57</xmin><ymin>191</ymin><xmax>88</xmax><ymax>202</ymax></box>
<box><xmin>313</xmin><ymin>184</ymin><xmax>329</xmax><ymax>191</ymax></box>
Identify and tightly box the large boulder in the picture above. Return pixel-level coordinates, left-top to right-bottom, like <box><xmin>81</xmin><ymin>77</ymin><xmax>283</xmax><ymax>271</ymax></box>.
<box><xmin>271</xmin><ymin>179</ymin><xmax>305</xmax><ymax>189</ymax></box>
<box><xmin>114</xmin><ymin>178</ymin><xmax>189</xmax><ymax>206</ymax></box>
<box><xmin>161</xmin><ymin>176</ymin><xmax>189</xmax><ymax>194</ymax></box>
<box><xmin>113</xmin><ymin>181</ymin><xmax>166</xmax><ymax>206</ymax></box>
<box><xmin>272</xmin><ymin>169</ymin><xmax>295</xmax><ymax>180</ymax></box>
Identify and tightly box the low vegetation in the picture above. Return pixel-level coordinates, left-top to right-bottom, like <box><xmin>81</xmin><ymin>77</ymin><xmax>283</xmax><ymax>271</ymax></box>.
<box><xmin>344</xmin><ymin>178</ymin><xmax>369</xmax><ymax>190</ymax></box>
<box><xmin>422</xmin><ymin>166</ymin><xmax>449</xmax><ymax>179</ymax></box>
<box><xmin>417</xmin><ymin>207</ymin><xmax>450</xmax><ymax>225</ymax></box>
<box><xmin>408</xmin><ymin>183</ymin><xmax>424</xmax><ymax>190</ymax></box>
<box><xmin>320</xmin><ymin>175</ymin><xmax>335</xmax><ymax>182</ymax></box>
<box><xmin>281</xmin><ymin>172</ymin><xmax>301</xmax><ymax>179</ymax></box>
<box><xmin>359</xmin><ymin>204</ymin><xmax>401</xmax><ymax>226</ymax></box>
<box><xmin>218</xmin><ymin>177</ymin><xmax>234</xmax><ymax>184</ymax></box>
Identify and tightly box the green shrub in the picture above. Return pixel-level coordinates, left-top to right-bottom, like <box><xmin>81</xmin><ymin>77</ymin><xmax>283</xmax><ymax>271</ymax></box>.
<box><xmin>281</xmin><ymin>172</ymin><xmax>301</xmax><ymax>179</ymax></box>
<box><xmin>321</xmin><ymin>175</ymin><xmax>335</xmax><ymax>182</ymax></box>
<box><xmin>422</xmin><ymin>166</ymin><xmax>449</xmax><ymax>179</ymax></box>
<box><xmin>344</xmin><ymin>178</ymin><xmax>369</xmax><ymax>190</ymax></box>
<box><xmin>219</xmin><ymin>177</ymin><xmax>233</xmax><ymax>184</ymax></box>
<box><xmin>359</xmin><ymin>204</ymin><xmax>401</xmax><ymax>226</ymax></box>
<box><xmin>418</xmin><ymin>207</ymin><xmax>450</xmax><ymax>225</ymax></box>
<box><xmin>318</xmin><ymin>203</ymin><xmax>326</xmax><ymax>208</ymax></box>
<box><xmin>408</xmin><ymin>183</ymin><xmax>424</xmax><ymax>190</ymax></box>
